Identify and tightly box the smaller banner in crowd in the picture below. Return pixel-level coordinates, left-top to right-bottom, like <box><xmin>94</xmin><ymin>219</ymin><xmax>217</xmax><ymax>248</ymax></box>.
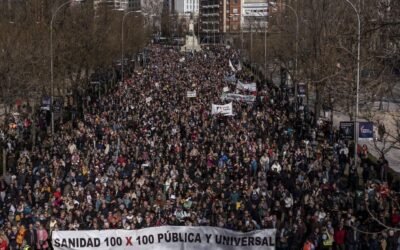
<box><xmin>359</xmin><ymin>122</ymin><xmax>374</xmax><ymax>140</ymax></box>
<box><xmin>223</xmin><ymin>87</ymin><xmax>230</xmax><ymax>93</ymax></box>
<box><xmin>237</xmin><ymin>81</ymin><xmax>257</xmax><ymax>93</ymax></box>
<box><xmin>224</xmin><ymin>74</ymin><xmax>237</xmax><ymax>83</ymax></box>
<box><xmin>187</xmin><ymin>91</ymin><xmax>197</xmax><ymax>98</ymax></box>
<box><xmin>145</xmin><ymin>97</ymin><xmax>152</xmax><ymax>104</ymax></box>
<box><xmin>221</xmin><ymin>93</ymin><xmax>256</xmax><ymax>103</ymax></box>
<box><xmin>52</xmin><ymin>226</ymin><xmax>276</xmax><ymax>250</ymax></box>
<box><xmin>339</xmin><ymin>122</ymin><xmax>355</xmax><ymax>140</ymax></box>
<box><xmin>212</xmin><ymin>103</ymin><xmax>233</xmax><ymax>116</ymax></box>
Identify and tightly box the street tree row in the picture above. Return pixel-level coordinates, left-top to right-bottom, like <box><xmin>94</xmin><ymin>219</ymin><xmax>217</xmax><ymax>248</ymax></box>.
<box><xmin>0</xmin><ymin>0</ymin><xmax>148</xmax><ymax>115</ymax></box>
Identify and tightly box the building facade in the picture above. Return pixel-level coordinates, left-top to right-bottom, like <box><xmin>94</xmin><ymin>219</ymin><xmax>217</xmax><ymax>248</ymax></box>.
<box><xmin>222</xmin><ymin>0</ymin><xmax>242</xmax><ymax>33</ymax></box>
<box><xmin>199</xmin><ymin>0</ymin><xmax>269</xmax><ymax>39</ymax></box>
<box><xmin>93</xmin><ymin>0</ymin><xmax>140</xmax><ymax>11</ymax></box>
<box><xmin>241</xmin><ymin>0</ymin><xmax>268</xmax><ymax>32</ymax></box>
<box><xmin>93</xmin><ymin>0</ymin><xmax>115</xmax><ymax>10</ymax></box>
<box><xmin>174</xmin><ymin>0</ymin><xmax>199</xmax><ymax>14</ymax></box>
<box><xmin>199</xmin><ymin>0</ymin><xmax>220</xmax><ymax>41</ymax></box>
<box><xmin>114</xmin><ymin>0</ymin><xmax>141</xmax><ymax>10</ymax></box>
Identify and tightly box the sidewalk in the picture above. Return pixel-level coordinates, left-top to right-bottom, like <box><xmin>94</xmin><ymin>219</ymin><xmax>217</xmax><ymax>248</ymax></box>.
<box><xmin>332</xmin><ymin>104</ymin><xmax>400</xmax><ymax>173</ymax></box>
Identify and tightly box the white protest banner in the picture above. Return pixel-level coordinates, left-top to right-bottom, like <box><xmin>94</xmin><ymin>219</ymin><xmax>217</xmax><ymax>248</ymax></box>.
<box><xmin>221</xmin><ymin>93</ymin><xmax>256</xmax><ymax>103</ymax></box>
<box><xmin>145</xmin><ymin>97</ymin><xmax>152</xmax><ymax>104</ymax></box>
<box><xmin>237</xmin><ymin>81</ymin><xmax>257</xmax><ymax>92</ymax></box>
<box><xmin>229</xmin><ymin>59</ymin><xmax>237</xmax><ymax>72</ymax></box>
<box><xmin>223</xmin><ymin>87</ymin><xmax>230</xmax><ymax>93</ymax></box>
<box><xmin>211</xmin><ymin>103</ymin><xmax>233</xmax><ymax>116</ymax></box>
<box><xmin>187</xmin><ymin>91</ymin><xmax>197</xmax><ymax>98</ymax></box>
<box><xmin>224</xmin><ymin>74</ymin><xmax>237</xmax><ymax>83</ymax></box>
<box><xmin>52</xmin><ymin>226</ymin><xmax>276</xmax><ymax>250</ymax></box>
<box><xmin>179</xmin><ymin>57</ymin><xmax>186</xmax><ymax>63</ymax></box>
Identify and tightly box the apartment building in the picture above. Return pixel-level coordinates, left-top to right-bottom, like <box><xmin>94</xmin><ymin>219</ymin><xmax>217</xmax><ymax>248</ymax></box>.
<box><xmin>199</xmin><ymin>0</ymin><xmax>219</xmax><ymax>41</ymax></box>
<box><xmin>174</xmin><ymin>0</ymin><xmax>199</xmax><ymax>14</ymax></box>
<box><xmin>222</xmin><ymin>0</ymin><xmax>242</xmax><ymax>33</ymax></box>
<box><xmin>114</xmin><ymin>0</ymin><xmax>141</xmax><ymax>10</ymax></box>
<box><xmin>241</xmin><ymin>0</ymin><xmax>268</xmax><ymax>32</ymax></box>
<box><xmin>93</xmin><ymin>0</ymin><xmax>140</xmax><ymax>11</ymax></box>
<box><xmin>199</xmin><ymin>0</ymin><xmax>268</xmax><ymax>37</ymax></box>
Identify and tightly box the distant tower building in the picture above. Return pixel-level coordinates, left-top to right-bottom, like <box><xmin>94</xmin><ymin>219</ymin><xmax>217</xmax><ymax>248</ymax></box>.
<box><xmin>241</xmin><ymin>0</ymin><xmax>268</xmax><ymax>32</ymax></box>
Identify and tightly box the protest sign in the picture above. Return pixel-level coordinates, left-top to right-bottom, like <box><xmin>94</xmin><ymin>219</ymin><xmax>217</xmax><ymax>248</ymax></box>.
<box><xmin>211</xmin><ymin>103</ymin><xmax>233</xmax><ymax>116</ymax></box>
<box><xmin>187</xmin><ymin>91</ymin><xmax>197</xmax><ymax>98</ymax></box>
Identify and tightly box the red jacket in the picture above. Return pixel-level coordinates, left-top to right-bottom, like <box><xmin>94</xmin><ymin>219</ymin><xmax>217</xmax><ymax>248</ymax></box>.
<box><xmin>0</xmin><ymin>240</ymin><xmax>7</xmax><ymax>250</ymax></box>
<box><xmin>391</xmin><ymin>213</ymin><xmax>400</xmax><ymax>226</ymax></box>
<box><xmin>334</xmin><ymin>228</ymin><xmax>346</xmax><ymax>245</ymax></box>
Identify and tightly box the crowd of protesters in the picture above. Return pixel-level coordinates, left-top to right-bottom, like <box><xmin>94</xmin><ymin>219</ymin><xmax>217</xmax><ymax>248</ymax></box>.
<box><xmin>0</xmin><ymin>44</ymin><xmax>399</xmax><ymax>250</ymax></box>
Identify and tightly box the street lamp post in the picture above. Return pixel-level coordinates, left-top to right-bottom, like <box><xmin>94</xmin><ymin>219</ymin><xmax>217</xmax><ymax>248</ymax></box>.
<box><xmin>264</xmin><ymin>16</ymin><xmax>267</xmax><ymax>82</ymax></box>
<box><xmin>228</xmin><ymin>14</ymin><xmax>240</xmax><ymax>48</ymax></box>
<box><xmin>344</xmin><ymin>0</ymin><xmax>361</xmax><ymax>167</ymax></box>
<box><xmin>282</xmin><ymin>4</ymin><xmax>299</xmax><ymax>108</ymax></box>
<box><xmin>121</xmin><ymin>10</ymin><xmax>141</xmax><ymax>83</ymax></box>
<box><xmin>265</xmin><ymin>3</ymin><xmax>299</xmax><ymax>98</ymax></box>
<box><xmin>213</xmin><ymin>17</ymin><xmax>216</xmax><ymax>45</ymax></box>
<box><xmin>250</xmin><ymin>19</ymin><xmax>253</xmax><ymax>64</ymax></box>
<box><xmin>50</xmin><ymin>0</ymin><xmax>82</xmax><ymax>136</ymax></box>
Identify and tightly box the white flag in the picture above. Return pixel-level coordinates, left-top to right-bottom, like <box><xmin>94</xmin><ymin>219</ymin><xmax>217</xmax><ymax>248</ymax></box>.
<box><xmin>236</xmin><ymin>61</ymin><xmax>242</xmax><ymax>71</ymax></box>
<box><xmin>229</xmin><ymin>59</ymin><xmax>237</xmax><ymax>72</ymax></box>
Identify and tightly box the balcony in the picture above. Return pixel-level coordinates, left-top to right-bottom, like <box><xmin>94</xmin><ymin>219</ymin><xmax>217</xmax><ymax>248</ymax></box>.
<box><xmin>201</xmin><ymin>28</ymin><xmax>220</xmax><ymax>33</ymax></box>
<box><xmin>201</xmin><ymin>4</ymin><xmax>219</xmax><ymax>8</ymax></box>
<box><xmin>201</xmin><ymin>13</ymin><xmax>219</xmax><ymax>17</ymax></box>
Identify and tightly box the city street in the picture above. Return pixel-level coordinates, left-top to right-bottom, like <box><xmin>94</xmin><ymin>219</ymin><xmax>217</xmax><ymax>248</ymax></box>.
<box><xmin>0</xmin><ymin>0</ymin><xmax>400</xmax><ymax>249</ymax></box>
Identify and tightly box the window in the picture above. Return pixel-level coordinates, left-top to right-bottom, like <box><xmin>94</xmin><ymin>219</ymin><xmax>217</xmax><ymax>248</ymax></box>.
<box><xmin>233</xmin><ymin>8</ymin><xmax>238</xmax><ymax>14</ymax></box>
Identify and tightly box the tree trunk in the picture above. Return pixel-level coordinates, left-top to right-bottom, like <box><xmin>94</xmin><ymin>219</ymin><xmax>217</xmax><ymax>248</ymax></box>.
<box><xmin>2</xmin><ymin>148</ymin><xmax>6</xmax><ymax>176</ymax></box>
